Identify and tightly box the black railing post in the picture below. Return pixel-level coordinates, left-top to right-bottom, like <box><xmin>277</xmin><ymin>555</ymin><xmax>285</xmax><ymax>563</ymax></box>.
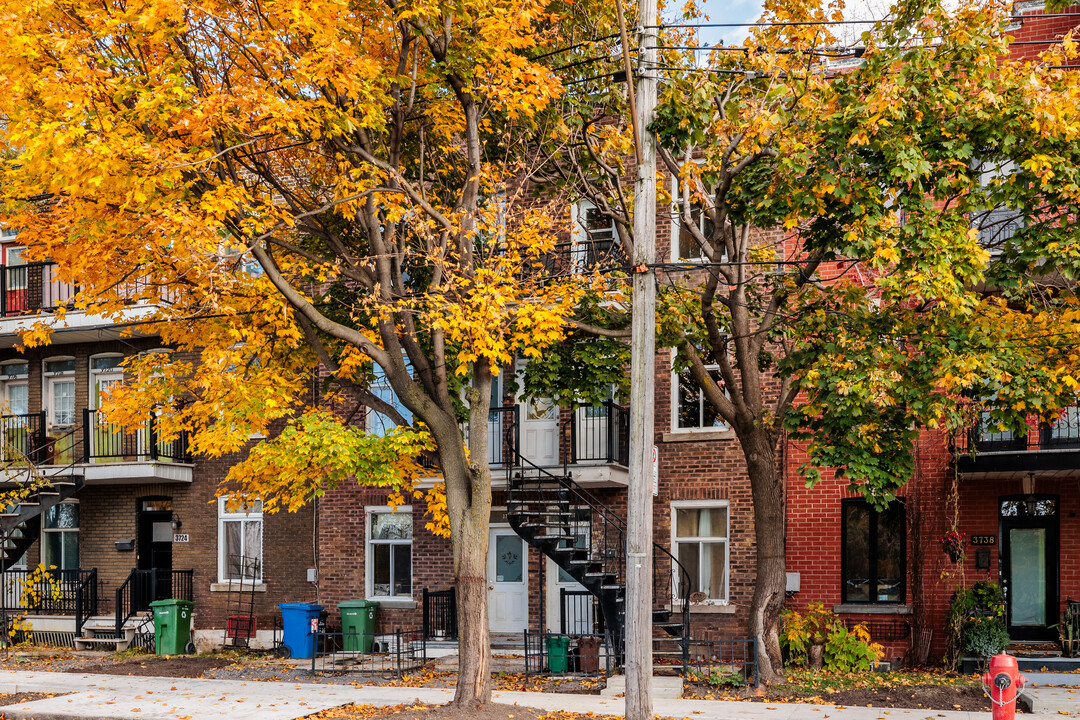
<box><xmin>513</xmin><ymin>405</ymin><xmax>521</xmax><ymax>465</ymax></box>
<box><xmin>83</xmin><ymin>409</ymin><xmax>92</xmax><ymax>462</ymax></box>
<box><xmin>35</xmin><ymin>411</ymin><xmax>46</xmax><ymax>463</ymax></box>
<box><xmin>605</xmin><ymin>400</ymin><xmax>615</xmax><ymax>463</ymax></box>
<box><xmin>0</xmin><ymin>265</ymin><xmax>6</xmax><ymax>317</ymax></box>
<box><xmin>570</xmin><ymin>407</ymin><xmax>578</xmax><ymax>465</ymax></box>
<box><xmin>149</xmin><ymin>415</ymin><xmax>158</xmax><ymax>461</ymax></box>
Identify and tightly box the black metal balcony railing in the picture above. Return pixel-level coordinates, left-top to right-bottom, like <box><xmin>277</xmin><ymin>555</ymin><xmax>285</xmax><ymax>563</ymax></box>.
<box><xmin>0</xmin><ymin>412</ymin><xmax>47</xmax><ymax>464</ymax></box>
<box><xmin>84</xmin><ymin>409</ymin><xmax>192</xmax><ymax>463</ymax></box>
<box><xmin>957</xmin><ymin>405</ymin><xmax>1080</xmax><ymax>454</ymax></box>
<box><xmin>570</xmin><ymin>400</ymin><xmax>630</xmax><ymax>465</ymax></box>
<box><xmin>0</xmin><ymin>567</ymin><xmax>98</xmax><ymax>616</ymax></box>
<box><xmin>1</xmin><ymin>262</ymin><xmax>77</xmax><ymax>317</ymax></box>
<box><xmin>0</xmin><ymin>261</ymin><xmax>179</xmax><ymax>318</ymax></box>
<box><xmin>0</xmin><ymin>411</ymin><xmax>191</xmax><ymax>466</ymax></box>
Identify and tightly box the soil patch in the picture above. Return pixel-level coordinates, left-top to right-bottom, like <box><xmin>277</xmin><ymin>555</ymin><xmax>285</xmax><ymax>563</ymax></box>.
<box><xmin>63</xmin><ymin>655</ymin><xmax>236</xmax><ymax>678</ymax></box>
<box><xmin>302</xmin><ymin>703</ymin><xmax>576</xmax><ymax>720</ymax></box>
<box><xmin>686</xmin><ymin>682</ymin><xmax>994</xmax><ymax>712</ymax></box>
<box><xmin>0</xmin><ymin>692</ymin><xmax>60</xmax><ymax>707</ymax></box>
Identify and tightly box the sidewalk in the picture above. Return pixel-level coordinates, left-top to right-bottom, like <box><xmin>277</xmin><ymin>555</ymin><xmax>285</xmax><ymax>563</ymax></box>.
<box><xmin>0</xmin><ymin>670</ymin><xmax>1074</xmax><ymax>720</ymax></box>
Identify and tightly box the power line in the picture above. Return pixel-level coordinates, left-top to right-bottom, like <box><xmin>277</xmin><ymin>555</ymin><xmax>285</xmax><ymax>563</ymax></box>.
<box><xmin>648</xmin><ymin>12</ymin><xmax>1080</xmax><ymax>29</ymax></box>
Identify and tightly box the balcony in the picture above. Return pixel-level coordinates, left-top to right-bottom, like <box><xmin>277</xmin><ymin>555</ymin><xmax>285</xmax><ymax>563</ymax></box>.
<box><xmin>421</xmin><ymin>401</ymin><xmax>629</xmax><ymax>486</ymax></box>
<box><xmin>0</xmin><ymin>410</ymin><xmax>193</xmax><ymax>485</ymax></box>
<box><xmin>0</xmin><ymin>262</ymin><xmax>174</xmax><ymax>346</ymax></box>
<box><xmin>954</xmin><ymin>406</ymin><xmax>1080</xmax><ymax>480</ymax></box>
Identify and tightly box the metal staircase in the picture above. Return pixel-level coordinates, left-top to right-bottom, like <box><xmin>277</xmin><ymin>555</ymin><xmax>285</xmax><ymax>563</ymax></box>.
<box><xmin>506</xmin><ymin>457</ymin><xmax>691</xmax><ymax>671</ymax></box>
<box><xmin>0</xmin><ymin>424</ymin><xmax>86</xmax><ymax>571</ymax></box>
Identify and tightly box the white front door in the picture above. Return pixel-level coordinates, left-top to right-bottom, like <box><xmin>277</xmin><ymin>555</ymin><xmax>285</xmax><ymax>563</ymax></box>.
<box><xmin>488</xmin><ymin>527</ymin><xmax>528</xmax><ymax>633</ymax></box>
<box><xmin>521</xmin><ymin>397</ymin><xmax>559</xmax><ymax>466</ymax></box>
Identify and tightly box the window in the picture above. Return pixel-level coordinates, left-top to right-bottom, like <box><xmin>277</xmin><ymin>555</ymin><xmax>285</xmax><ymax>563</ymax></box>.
<box><xmin>972</xmin><ymin>158</ymin><xmax>1024</xmax><ymax>252</ymax></box>
<box><xmin>672</xmin><ymin>502</ymin><xmax>729</xmax><ymax>602</ymax></box>
<box><xmin>43</xmin><ymin>357</ymin><xmax>76</xmax><ymax>428</ymax></box>
<box><xmin>670</xmin><ymin>174</ymin><xmax>721</xmax><ymax>262</ymax></box>
<box><xmin>571</xmin><ymin>202</ymin><xmax>619</xmax><ymax>271</ymax></box>
<box><xmin>367</xmin><ymin>364</ymin><xmax>411</xmax><ymax>437</ymax></box>
<box><xmin>367</xmin><ymin>507</ymin><xmax>412</xmax><ymax>598</ymax></box>
<box><xmin>218</xmin><ymin>497</ymin><xmax>263</xmax><ymax>583</ymax></box>
<box><xmin>672</xmin><ymin>352</ymin><xmax>729</xmax><ymax>432</ymax></box>
<box><xmin>841</xmin><ymin>499</ymin><xmax>906</xmax><ymax>604</ymax></box>
<box><xmin>43</xmin><ymin>502</ymin><xmax>79</xmax><ymax>570</ymax></box>
<box><xmin>1</xmin><ymin>361</ymin><xmax>28</xmax><ymax>416</ymax></box>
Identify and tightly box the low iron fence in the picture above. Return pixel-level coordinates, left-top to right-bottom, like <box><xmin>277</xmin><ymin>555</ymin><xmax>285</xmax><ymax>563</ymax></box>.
<box><xmin>310</xmin><ymin>629</ymin><xmax>427</xmax><ymax>676</ymax></box>
<box><xmin>681</xmin><ymin>638</ymin><xmax>759</xmax><ymax>688</ymax></box>
<box><xmin>422</xmin><ymin>587</ymin><xmax>457</xmax><ymax>641</ymax></box>
<box><xmin>523</xmin><ymin>629</ymin><xmax>615</xmax><ymax>678</ymax></box>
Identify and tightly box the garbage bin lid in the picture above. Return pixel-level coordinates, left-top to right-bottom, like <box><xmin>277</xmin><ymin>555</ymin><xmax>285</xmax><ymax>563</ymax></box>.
<box><xmin>278</xmin><ymin>602</ymin><xmax>325</xmax><ymax>611</ymax></box>
<box><xmin>149</xmin><ymin>598</ymin><xmax>194</xmax><ymax>608</ymax></box>
<box><xmin>338</xmin><ymin>599</ymin><xmax>379</xmax><ymax>609</ymax></box>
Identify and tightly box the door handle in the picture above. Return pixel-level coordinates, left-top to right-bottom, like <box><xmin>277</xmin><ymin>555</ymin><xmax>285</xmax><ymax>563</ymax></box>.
<box><xmin>488</xmin><ymin>585</ymin><xmax>494</xmax><ymax>590</ymax></box>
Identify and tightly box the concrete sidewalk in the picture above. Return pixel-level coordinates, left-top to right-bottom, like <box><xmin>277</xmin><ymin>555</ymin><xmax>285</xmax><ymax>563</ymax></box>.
<box><xmin>0</xmin><ymin>671</ymin><xmax>1074</xmax><ymax>720</ymax></box>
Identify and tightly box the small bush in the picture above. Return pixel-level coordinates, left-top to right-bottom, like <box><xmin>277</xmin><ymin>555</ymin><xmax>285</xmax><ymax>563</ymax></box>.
<box><xmin>962</xmin><ymin>616</ymin><xmax>1009</xmax><ymax>658</ymax></box>
<box><xmin>688</xmin><ymin>666</ymin><xmax>744</xmax><ymax>686</ymax></box>
<box><xmin>781</xmin><ymin>602</ymin><xmax>882</xmax><ymax>671</ymax></box>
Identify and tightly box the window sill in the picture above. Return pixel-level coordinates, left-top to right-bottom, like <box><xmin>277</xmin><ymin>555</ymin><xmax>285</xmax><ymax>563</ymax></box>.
<box><xmin>366</xmin><ymin>597</ymin><xmax>417</xmax><ymax>609</ymax></box>
<box><xmin>832</xmin><ymin>604</ymin><xmax>911</xmax><ymax>615</ymax></box>
<box><xmin>688</xmin><ymin>603</ymin><xmax>737</xmax><ymax>615</ymax></box>
<box><xmin>662</xmin><ymin>429</ymin><xmax>735</xmax><ymax>443</ymax></box>
<box><xmin>210</xmin><ymin>582</ymin><xmax>267</xmax><ymax>593</ymax></box>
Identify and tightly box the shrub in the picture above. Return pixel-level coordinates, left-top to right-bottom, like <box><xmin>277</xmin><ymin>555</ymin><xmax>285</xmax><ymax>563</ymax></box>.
<box><xmin>962</xmin><ymin>616</ymin><xmax>1010</xmax><ymax>658</ymax></box>
<box><xmin>781</xmin><ymin>602</ymin><xmax>882</xmax><ymax>671</ymax></box>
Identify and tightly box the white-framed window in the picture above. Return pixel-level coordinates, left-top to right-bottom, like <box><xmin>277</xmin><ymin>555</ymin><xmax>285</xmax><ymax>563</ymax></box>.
<box><xmin>367</xmin><ymin>364</ymin><xmax>411</xmax><ymax>437</ymax></box>
<box><xmin>1</xmin><ymin>361</ymin><xmax>28</xmax><ymax>417</ymax></box>
<box><xmin>366</xmin><ymin>506</ymin><xmax>413</xmax><ymax>599</ymax></box>
<box><xmin>671</xmin><ymin>351</ymin><xmax>729</xmax><ymax>432</ymax></box>
<box><xmin>671</xmin><ymin>500</ymin><xmax>729</xmax><ymax>603</ymax></box>
<box><xmin>43</xmin><ymin>501</ymin><xmax>79</xmax><ymax>570</ymax></box>
<box><xmin>89</xmin><ymin>354</ymin><xmax>124</xmax><ymax>410</ymax></box>
<box><xmin>43</xmin><ymin>357</ymin><xmax>76</xmax><ymax>428</ymax></box>
<box><xmin>217</xmin><ymin>497</ymin><xmax>263</xmax><ymax>583</ymax></box>
<box><xmin>670</xmin><ymin>173</ymin><xmax>724</xmax><ymax>263</ymax></box>
<box><xmin>570</xmin><ymin>201</ymin><xmax>620</xmax><ymax>272</ymax></box>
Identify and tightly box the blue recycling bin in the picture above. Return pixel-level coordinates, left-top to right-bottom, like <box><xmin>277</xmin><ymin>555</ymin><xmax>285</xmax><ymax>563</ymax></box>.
<box><xmin>278</xmin><ymin>602</ymin><xmax>324</xmax><ymax>659</ymax></box>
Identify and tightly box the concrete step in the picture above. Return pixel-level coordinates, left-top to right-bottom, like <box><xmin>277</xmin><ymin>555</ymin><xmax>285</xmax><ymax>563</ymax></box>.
<box><xmin>74</xmin><ymin>635</ymin><xmax>133</xmax><ymax>652</ymax></box>
<box><xmin>600</xmin><ymin>674</ymin><xmax>683</xmax><ymax>699</ymax></box>
<box><xmin>1018</xmin><ymin>686</ymin><xmax>1080</xmax><ymax>713</ymax></box>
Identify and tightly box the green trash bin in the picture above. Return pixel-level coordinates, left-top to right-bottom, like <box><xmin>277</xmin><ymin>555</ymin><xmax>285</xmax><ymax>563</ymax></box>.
<box><xmin>545</xmin><ymin>634</ymin><xmax>571</xmax><ymax>674</ymax></box>
<box><xmin>149</xmin><ymin>598</ymin><xmax>194</xmax><ymax>655</ymax></box>
<box><xmin>338</xmin><ymin>600</ymin><xmax>379</xmax><ymax>652</ymax></box>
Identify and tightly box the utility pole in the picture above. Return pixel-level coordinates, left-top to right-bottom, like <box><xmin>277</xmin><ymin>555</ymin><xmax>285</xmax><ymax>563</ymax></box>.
<box><xmin>624</xmin><ymin>0</ymin><xmax>656</xmax><ymax>715</ymax></box>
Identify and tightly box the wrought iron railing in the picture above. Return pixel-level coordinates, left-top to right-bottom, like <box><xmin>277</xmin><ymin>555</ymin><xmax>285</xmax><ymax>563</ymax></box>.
<box><xmin>422</xmin><ymin>587</ymin><xmax>457</xmax><ymax>641</ymax></box>
<box><xmin>570</xmin><ymin>401</ymin><xmax>629</xmax><ymax>465</ymax></box>
<box><xmin>115</xmin><ymin>568</ymin><xmax>194</xmax><ymax>636</ymax></box>
<box><xmin>1</xmin><ymin>262</ymin><xmax>77</xmax><ymax>317</ymax></box>
<box><xmin>956</xmin><ymin>405</ymin><xmax>1080</xmax><ymax>454</ymax></box>
<box><xmin>84</xmin><ymin>409</ymin><xmax>192</xmax><ymax>463</ymax></box>
<box><xmin>0</xmin><ymin>568</ymin><xmax>97</xmax><ymax>616</ymax></box>
<box><xmin>0</xmin><ymin>412</ymin><xmax>46</xmax><ymax>464</ymax></box>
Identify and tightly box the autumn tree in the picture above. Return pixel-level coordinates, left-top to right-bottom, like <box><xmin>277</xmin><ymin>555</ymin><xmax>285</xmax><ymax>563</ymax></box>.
<box><xmin>0</xmin><ymin>0</ymin><xmax>612</xmax><ymax>705</ymax></box>
<box><xmin>538</xmin><ymin>0</ymin><xmax>1080</xmax><ymax>681</ymax></box>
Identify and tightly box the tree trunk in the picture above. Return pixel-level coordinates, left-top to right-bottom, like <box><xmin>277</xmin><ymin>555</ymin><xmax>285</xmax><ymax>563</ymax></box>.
<box><xmin>452</xmin><ymin>493</ymin><xmax>492</xmax><ymax>707</ymax></box>
<box><xmin>741</xmin><ymin>426</ymin><xmax>786</xmax><ymax>684</ymax></box>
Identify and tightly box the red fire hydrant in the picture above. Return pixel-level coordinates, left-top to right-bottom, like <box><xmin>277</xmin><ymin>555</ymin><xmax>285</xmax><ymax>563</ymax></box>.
<box><xmin>981</xmin><ymin>653</ymin><xmax>1027</xmax><ymax>720</ymax></box>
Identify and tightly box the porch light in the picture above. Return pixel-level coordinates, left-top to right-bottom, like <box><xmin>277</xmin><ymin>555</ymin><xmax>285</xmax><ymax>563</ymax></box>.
<box><xmin>172</xmin><ymin>515</ymin><xmax>182</xmax><ymax>532</ymax></box>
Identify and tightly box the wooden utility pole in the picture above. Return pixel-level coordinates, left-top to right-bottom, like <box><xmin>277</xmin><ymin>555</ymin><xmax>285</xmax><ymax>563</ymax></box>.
<box><xmin>625</xmin><ymin>0</ymin><xmax>656</xmax><ymax>716</ymax></box>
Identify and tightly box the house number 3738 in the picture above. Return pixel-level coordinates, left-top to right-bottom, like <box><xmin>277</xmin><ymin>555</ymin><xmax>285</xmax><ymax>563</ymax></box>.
<box><xmin>970</xmin><ymin>535</ymin><xmax>996</xmax><ymax>545</ymax></box>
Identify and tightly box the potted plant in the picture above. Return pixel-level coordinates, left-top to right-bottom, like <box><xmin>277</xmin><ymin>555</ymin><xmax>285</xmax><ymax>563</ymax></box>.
<box><xmin>940</xmin><ymin>530</ymin><xmax>967</xmax><ymax>563</ymax></box>
<box><xmin>1058</xmin><ymin>607</ymin><xmax>1079</xmax><ymax>658</ymax></box>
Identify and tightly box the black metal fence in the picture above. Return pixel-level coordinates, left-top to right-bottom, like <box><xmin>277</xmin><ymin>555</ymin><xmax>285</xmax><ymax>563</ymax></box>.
<box><xmin>0</xmin><ymin>412</ymin><xmax>46</xmax><ymax>464</ymax></box>
<box><xmin>310</xmin><ymin>629</ymin><xmax>427</xmax><ymax>676</ymax></box>
<box><xmin>84</xmin><ymin>410</ymin><xmax>192</xmax><ymax>463</ymax></box>
<box><xmin>523</xmin><ymin>629</ymin><xmax>614</xmax><ymax>677</ymax></box>
<box><xmin>0</xmin><ymin>568</ymin><xmax>97</xmax><ymax>616</ymax></box>
<box><xmin>559</xmin><ymin>589</ymin><xmax>604</xmax><ymax>637</ymax></box>
<box><xmin>956</xmin><ymin>405</ymin><xmax>1080</xmax><ymax>453</ymax></box>
<box><xmin>570</xmin><ymin>401</ymin><xmax>630</xmax><ymax>465</ymax></box>
<box><xmin>422</xmin><ymin>587</ymin><xmax>457</xmax><ymax>641</ymax></box>
<box><xmin>682</xmin><ymin>638</ymin><xmax>759</xmax><ymax>688</ymax></box>
<box><xmin>1</xmin><ymin>262</ymin><xmax>77</xmax><ymax>317</ymax></box>
<box><xmin>115</xmin><ymin>568</ymin><xmax>194</xmax><ymax>636</ymax></box>
<box><xmin>1042</xmin><ymin>406</ymin><xmax>1080</xmax><ymax>448</ymax></box>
